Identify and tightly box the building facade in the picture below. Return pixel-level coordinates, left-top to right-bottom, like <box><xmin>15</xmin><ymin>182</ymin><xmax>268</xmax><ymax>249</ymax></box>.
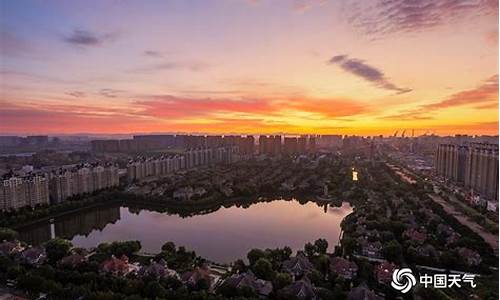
<box><xmin>436</xmin><ymin>143</ymin><xmax>498</xmax><ymax>201</ymax></box>
<box><xmin>0</xmin><ymin>175</ymin><xmax>50</xmax><ymax>211</ymax></box>
<box><xmin>49</xmin><ymin>164</ymin><xmax>120</xmax><ymax>203</ymax></box>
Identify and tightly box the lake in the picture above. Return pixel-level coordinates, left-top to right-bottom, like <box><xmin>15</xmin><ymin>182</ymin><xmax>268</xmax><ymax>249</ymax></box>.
<box><xmin>17</xmin><ymin>199</ymin><xmax>353</xmax><ymax>263</ymax></box>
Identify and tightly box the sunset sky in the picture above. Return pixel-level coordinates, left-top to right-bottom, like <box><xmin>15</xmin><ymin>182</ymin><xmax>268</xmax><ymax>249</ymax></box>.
<box><xmin>0</xmin><ymin>0</ymin><xmax>498</xmax><ymax>136</ymax></box>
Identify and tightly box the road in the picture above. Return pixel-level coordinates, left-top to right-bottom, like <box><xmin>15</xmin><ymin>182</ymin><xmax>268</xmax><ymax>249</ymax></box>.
<box><xmin>427</xmin><ymin>193</ymin><xmax>499</xmax><ymax>255</ymax></box>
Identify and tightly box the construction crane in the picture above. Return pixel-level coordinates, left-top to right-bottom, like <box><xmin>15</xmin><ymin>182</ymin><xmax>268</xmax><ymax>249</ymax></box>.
<box><xmin>393</xmin><ymin>130</ymin><xmax>398</xmax><ymax>137</ymax></box>
<box><xmin>401</xmin><ymin>129</ymin><xmax>406</xmax><ymax>138</ymax></box>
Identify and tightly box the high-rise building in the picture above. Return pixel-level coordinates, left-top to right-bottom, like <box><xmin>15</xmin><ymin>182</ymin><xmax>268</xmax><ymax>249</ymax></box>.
<box><xmin>297</xmin><ymin>136</ymin><xmax>307</xmax><ymax>153</ymax></box>
<box><xmin>0</xmin><ymin>175</ymin><xmax>50</xmax><ymax>211</ymax></box>
<box><xmin>318</xmin><ymin>135</ymin><xmax>342</xmax><ymax>148</ymax></box>
<box><xmin>91</xmin><ymin>140</ymin><xmax>119</xmax><ymax>152</ymax></box>
<box><xmin>436</xmin><ymin>143</ymin><xmax>498</xmax><ymax>201</ymax></box>
<box><xmin>284</xmin><ymin>137</ymin><xmax>298</xmax><ymax>154</ymax></box>
<box><xmin>26</xmin><ymin>135</ymin><xmax>49</xmax><ymax>146</ymax></box>
<box><xmin>308</xmin><ymin>136</ymin><xmax>317</xmax><ymax>153</ymax></box>
<box><xmin>49</xmin><ymin>164</ymin><xmax>119</xmax><ymax>203</ymax></box>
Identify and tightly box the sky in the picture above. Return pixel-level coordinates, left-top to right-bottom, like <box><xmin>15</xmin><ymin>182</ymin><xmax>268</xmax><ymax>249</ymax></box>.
<box><xmin>0</xmin><ymin>0</ymin><xmax>498</xmax><ymax>136</ymax></box>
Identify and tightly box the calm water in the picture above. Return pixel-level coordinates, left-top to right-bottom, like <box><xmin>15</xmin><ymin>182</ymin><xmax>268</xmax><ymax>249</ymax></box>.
<box><xmin>18</xmin><ymin>200</ymin><xmax>352</xmax><ymax>263</ymax></box>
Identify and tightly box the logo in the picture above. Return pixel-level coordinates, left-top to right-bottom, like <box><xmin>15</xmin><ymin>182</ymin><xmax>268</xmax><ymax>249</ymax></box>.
<box><xmin>391</xmin><ymin>268</ymin><xmax>417</xmax><ymax>293</ymax></box>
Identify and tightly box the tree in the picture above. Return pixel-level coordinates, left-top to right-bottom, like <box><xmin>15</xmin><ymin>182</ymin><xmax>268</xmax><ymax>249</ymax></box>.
<box><xmin>341</xmin><ymin>237</ymin><xmax>357</xmax><ymax>256</ymax></box>
<box><xmin>382</xmin><ymin>240</ymin><xmax>402</xmax><ymax>263</ymax></box>
<box><xmin>253</xmin><ymin>258</ymin><xmax>274</xmax><ymax>280</ymax></box>
<box><xmin>45</xmin><ymin>238</ymin><xmax>72</xmax><ymax>263</ymax></box>
<box><xmin>144</xmin><ymin>281</ymin><xmax>167</xmax><ymax>298</ymax></box>
<box><xmin>273</xmin><ymin>272</ymin><xmax>293</xmax><ymax>290</ymax></box>
<box><xmin>247</xmin><ymin>248</ymin><xmax>266</xmax><ymax>266</ymax></box>
<box><xmin>17</xmin><ymin>273</ymin><xmax>45</xmax><ymax>293</ymax></box>
<box><xmin>314</xmin><ymin>239</ymin><xmax>329</xmax><ymax>254</ymax></box>
<box><xmin>304</xmin><ymin>242</ymin><xmax>316</xmax><ymax>257</ymax></box>
<box><xmin>110</xmin><ymin>241</ymin><xmax>142</xmax><ymax>257</ymax></box>
<box><xmin>0</xmin><ymin>227</ymin><xmax>18</xmax><ymax>241</ymax></box>
<box><xmin>161</xmin><ymin>241</ymin><xmax>176</xmax><ymax>253</ymax></box>
<box><xmin>316</xmin><ymin>254</ymin><xmax>330</xmax><ymax>275</ymax></box>
<box><xmin>232</xmin><ymin>259</ymin><xmax>247</xmax><ymax>274</ymax></box>
<box><xmin>307</xmin><ymin>269</ymin><xmax>323</xmax><ymax>285</ymax></box>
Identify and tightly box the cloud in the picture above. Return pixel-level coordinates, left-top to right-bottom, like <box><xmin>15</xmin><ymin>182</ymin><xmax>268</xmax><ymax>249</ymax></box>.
<box><xmin>66</xmin><ymin>91</ymin><xmax>86</xmax><ymax>98</ymax></box>
<box><xmin>423</xmin><ymin>121</ymin><xmax>499</xmax><ymax>135</ymax></box>
<box><xmin>99</xmin><ymin>88</ymin><xmax>125</xmax><ymax>98</ymax></box>
<box><xmin>382</xmin><ymin>75</ymin><xmax>498</xmax><ymax>120</ymax></box>
<box><xmin>0</xmin><ymin>97</ymin><xmax>363</xmax><ymax>134</ymax></box>
<box><xmin>135</xmin><ymin>96</ymin><xmax>279</xmax><ymax>118</ymax></box>
<box><xmin>423</xmin><ymin>74</ymin><xmax>498</xmax><ymax>110</ymax></box>
<box><xmin>293</xmin><ymin>0</ymin><xmax>327</xmax><ymax>13</ymax></box>
<box><xmin>328</xmin><ymin>54</ymin><xmax>412</xmax><ymax>94</ymax></box>
<box><xmin>0</xmin><ymin>102</ymin><xmax>156</xmax><ymax>134</ymax></box>
<box><xmin>144</xmin><ymin>50</ymin><xmax>163</xmax><ymax>58</ymax></box>
<box><xmin>485</xmin><ymin>28</ymin><xmax>499</xmax><ymax>46</ymax></box>
<box><xmin>63</xmin><ymin>29</ymin><xmax>116</xmax><ymax>47</ymax></box>
<box><xmin>342</xmin><ymin>0</ymin><xmax>498</xmax><ymax>38</ymax></box>
<box><xmin>134</xmin><ymin>94</ymin><xmax>371</xmax><ymax>121</ymax></box>
<box><xmin>133</xmin><ymin>61</ymin><xmax>210</xmax><ymax>72</ymax></box>
<box><xmin>288</xmin><ymin>98</ymin><xmax>369</xmax><ymax>118</ymax></box>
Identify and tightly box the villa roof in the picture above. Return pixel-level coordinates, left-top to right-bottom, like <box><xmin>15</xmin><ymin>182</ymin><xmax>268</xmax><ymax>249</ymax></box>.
<box><xmin>0</xmin><ymin>241</ymin><xmax>23</xmax><ymax>256</ymax></box>
<box><xmin>279</xmin><ymin>279</ymin><xmax>317</xmax><ymax>300</ymax></box>
<box><xmin>223</xmin><ymin>271</ymin><xmax>273</xmax><ymax>296</ymax></box>
<box><xmin>374</xmin><ymin>261</ymin><xmax>397</xmax><ymax>284</ymax></box>
<box><xmin>19</xmin><ymin>247</ymin><xmax>46</xmax><ymax>265</ymax></box>
<box><xmin>330</xmin><ymin>257</ymin><xmax>358</xmax><ymax>279</ymax></box>
<box><xmin>282</xmin><ymin>253</ymin><xmax>314</xmax><ymax>276</ymax></box>
<box><xmin>347</xmin><ymin>283</ymin><xmax>383</xmax><ymax>300</ymax></box>
<box><xmin>181</xmin><ymin>265</ymin><xmax>212</xmax><ymax>287</ymax></box>
<box><xmin>101</xmin><ymin>255</ymin><xmax>131</xmax><ymax>276</ymax></box>
<box><xmin>139</xmin><ymin>259</ymin><xmax>178</xmax><ymax>279</ymax></box>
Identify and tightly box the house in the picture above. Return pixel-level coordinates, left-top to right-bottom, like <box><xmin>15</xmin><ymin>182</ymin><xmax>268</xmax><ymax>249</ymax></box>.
<box><xmin>445</xmin><ymin>232</ymin><xmax>461</xmax><ymax>245</ymax></box>
<box><xmin>18</xmin><ymin>247</ymin><xmax>46</xmax><ymax>265</ymax></box>
<box><xmin>436</xmin><ymin>224</ymin><xmax>454</xmax><ymax>236</ymax></box>
<box><xmin>222</xmin><ymin>270</ymin><xmax>273</xmax><ymax>297</ymax></box>
<box><xmin>403</xmin><ymin>228</ymin><xmax>426</xmax><ymax>244</ymax></box>
<box><xmin>457</xmin><ymin>247</ymin><xmax>482</xmax><ymax>266</ymax></box>
<box><xmin>358</xmin><ymin>238</ymin><xmax>382</xmax><ymax>258</ymax></box>
<box><xmin>347</xmin><ymin>283</ymin><xmax>383</xmax><ymax>300</ymax></box>
<box><xmin>279</xmin><ymin>279</ymin><xmax>317</xmax><ymax>300</ymax></box>
<box><xmin>416</xmin><ymin>245</ymin><xmax>438</xmax><ymax>258</ymax></box>
<box><xmin>374</xmin><ymin>261</ymin><xmax>397</xmax><ymax>285</ymax></box>
<box><xmin>0</xmin><ymin>293</ymin><xmax>29</xmax><ymax>300</ymax></box>
<box><xmin>173</xmin><ymin>187</ymin><xmax>194</xmax><ymax>201</ymax></box>
<box><xmin>181</xmin><ymin>265</ymin><xmax>213</xmax><ymax>289</ymax></box>
<box><xmin>282</xmin><ymin>253</ymin><xmax>315</xmax><ymax>279</ymax></box>
<box><xmin>329</xmin><ymin>257</ymin><xmax>358</xmax><ymax>280</ymax></box>
<box><xmin>139</xmin><ymin>259</ymin><xmax>178</xmax><ymax>279</ymax></box>
<box><xmin>101</xmin><ymin>255</ymin><xmax>139</xmax><ymax>276</ymax></box>
<box><xmin>0</xmin><ymin>241</ymin><xmax>25</xmax><ymax>256</ymax></box>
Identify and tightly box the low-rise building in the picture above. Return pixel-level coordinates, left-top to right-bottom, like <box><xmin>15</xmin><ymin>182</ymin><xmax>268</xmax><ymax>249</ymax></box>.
<box><xmin>282</xmin><ymin>253</ymin><xmax>315</xmax><ymax>279</ymax></box>
<box><xmin>329</xmin><ymin>257</ymin><xmax>358</xmax><ymax>280</ymax></box>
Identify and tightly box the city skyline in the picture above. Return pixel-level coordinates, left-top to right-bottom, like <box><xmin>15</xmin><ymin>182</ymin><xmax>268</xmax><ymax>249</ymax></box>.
<box><xmin>1</xmin><ymin>0</ymin><xmax>499</xmax><ymax>136</ymax></box>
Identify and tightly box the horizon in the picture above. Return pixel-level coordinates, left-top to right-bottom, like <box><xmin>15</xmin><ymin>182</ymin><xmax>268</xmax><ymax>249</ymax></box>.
<box><xmin>1</xmin><ymin>0</ymin><xmax>499</xmax><ymax>136</ymax></box>
<box><xmin>1</xmin><ymin>131</ymin><xmax>499</xmax><ymax>138</ymax></box>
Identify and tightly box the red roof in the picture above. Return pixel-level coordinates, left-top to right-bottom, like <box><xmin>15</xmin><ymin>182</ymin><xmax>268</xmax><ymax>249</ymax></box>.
<box><xmin>374</xmin><ymin>261</ymin><xmax>396</xmax><ymax>284</ymax></box>
<box><xmin>101</xmin><ymin>255</ymin><xmax>130</xmax><ymax>275</ymax></box>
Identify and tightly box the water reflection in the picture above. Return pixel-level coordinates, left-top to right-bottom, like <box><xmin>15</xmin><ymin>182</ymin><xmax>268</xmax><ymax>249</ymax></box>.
<box><xmin>18</xmin><ymin>205</ymin><xmax>121</xmax><ymax>246</ymax></box>
<box><xmin>17</xmin><ymin>200</ymin><xmax>353</xmax><ymax>263</ymax></box>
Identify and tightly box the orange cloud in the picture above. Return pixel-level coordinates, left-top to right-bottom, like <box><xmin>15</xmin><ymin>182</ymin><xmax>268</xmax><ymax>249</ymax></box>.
<box><xmin>422</xmin><ymin>75</ymin><xmax>498</xmax><ymax>110</ymax></box>
<box><xmin>383</xmin><ymin>75</ymin><xmax>498</xmax><ymax>120</ymax></box>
